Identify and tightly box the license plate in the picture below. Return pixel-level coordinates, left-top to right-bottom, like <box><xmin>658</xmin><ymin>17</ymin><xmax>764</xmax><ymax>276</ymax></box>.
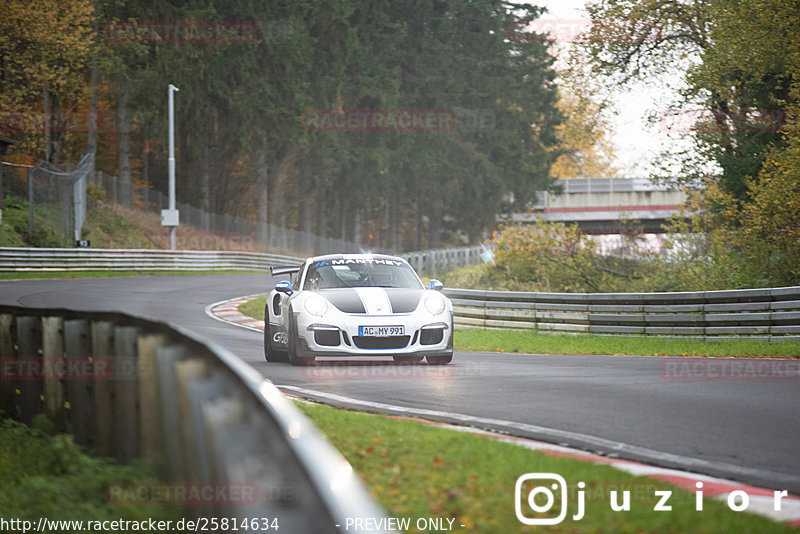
<box><xmin>359</xmin><ymin>325</ymin><xmax>404</xmax><ymax>337</ymax></box>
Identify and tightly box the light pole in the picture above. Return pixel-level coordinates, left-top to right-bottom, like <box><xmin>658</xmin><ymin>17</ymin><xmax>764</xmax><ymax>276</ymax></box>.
<box><xmin>161</xmin><ymin>84</ymin><xmax>180</xmax><ymax>250</ymax></box>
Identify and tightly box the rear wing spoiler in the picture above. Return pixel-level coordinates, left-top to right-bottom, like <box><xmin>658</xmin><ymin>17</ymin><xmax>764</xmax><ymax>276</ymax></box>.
<box><xmin>270</xmin><ymin>265</ymin><xmax>301</xmax><ymax>277</ymax></box>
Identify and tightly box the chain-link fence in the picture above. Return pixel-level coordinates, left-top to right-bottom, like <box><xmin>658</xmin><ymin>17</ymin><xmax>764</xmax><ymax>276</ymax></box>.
<box><xmin>5</xmin><ymin>158</ymin><xmax>485</xmax><ymax>268</ymax></box>
<box><xmin>3</xmin><ymin>151</ymin><xmax>93</xmax><ymax>247</ymax></box>
<box><xmin>2</xmin><ymin>159</ymin><xmax>485</xmax><ymax>273</ymax></box>
<box><xmin>87</xmin><ymin>170</ymin><xmax>378</xmax><ymax>255</ymax></box>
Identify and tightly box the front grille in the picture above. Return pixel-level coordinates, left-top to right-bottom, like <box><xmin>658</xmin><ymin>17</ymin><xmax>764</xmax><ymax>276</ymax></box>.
<box><xmin>313</xmin><ymin>328</ymin><xmax>340</xmax><ymax>347</ymax></box>
<box><xmin>353</xmin><ymin>336</ymin><xmax>410</xmax><ymax>350</ymax></box>
<box><xmin>420</xmin><ymin>327</ymin><xmax>444</xmax><ymax>345</ymax></box>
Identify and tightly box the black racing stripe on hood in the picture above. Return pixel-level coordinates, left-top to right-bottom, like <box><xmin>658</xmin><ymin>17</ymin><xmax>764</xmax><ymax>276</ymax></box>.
<box><xmin>385</xmin><ymin>289</ymin><xmax>424</xmax><ymax>313</ymax></box>
<box><xmin>318</xmin><ymin>289</ymin><xmax>366</xmax><ymax>314</ymax></box>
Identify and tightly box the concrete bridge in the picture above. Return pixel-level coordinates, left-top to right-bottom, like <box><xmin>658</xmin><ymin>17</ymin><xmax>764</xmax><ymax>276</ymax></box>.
<box><xmin>511</xmin><ymin>178</ymin><xmax>688</xmax><ymax>234</ymax></box>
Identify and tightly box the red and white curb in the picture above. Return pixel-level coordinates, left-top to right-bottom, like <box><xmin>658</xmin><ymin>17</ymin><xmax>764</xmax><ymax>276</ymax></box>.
<box><xmin>209</xmin><ymin>295</ymin><xmax>800</xmax><ymax>527</ymax></box>
<box><xmin>205</xmin><ymin>293</ymin><xmax>267</xmax><ymax>333</ymax></box>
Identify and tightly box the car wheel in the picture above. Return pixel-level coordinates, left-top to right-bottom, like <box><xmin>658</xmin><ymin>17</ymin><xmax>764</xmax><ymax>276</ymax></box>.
<box><xmin>426</xmin><ymin>353</ymin><xmax>453</xmax><ymax>365</ymax></box>
<box><xmin>287</xmin><ymin>312</ymin><xmax>314</xmax><ymax>366</ymax></box>
<box><xmin>264</xmin><ymin>319</ymin><xmax>272</xmax><ymax>361</ymax></box>
<box><xmin>393</xmin><ymin>355</ymin><xmax>424</xmax><ymax>363</ymax></box>
<box><xmin>264</xmin><ymin>308</ymin><xmax>289</xmax><ymax>363</ymax></box>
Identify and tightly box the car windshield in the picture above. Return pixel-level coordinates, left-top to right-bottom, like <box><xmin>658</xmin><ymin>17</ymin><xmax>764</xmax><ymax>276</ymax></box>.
<box><xmin>304</xmin><ymin>258</ymin><xmax>423</xmax><ymax>290</ymax></box>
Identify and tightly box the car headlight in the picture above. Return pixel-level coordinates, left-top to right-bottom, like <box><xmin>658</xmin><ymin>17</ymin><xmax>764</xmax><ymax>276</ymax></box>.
<box><xmin>304</xmin><ymin>294</ymin><xmax>328</xmax><ymax>316</ymax></box>
<box><xmin>424</xmin><ymin>292</ymin><xmax>446</xmax><ymax>315</ymax></box>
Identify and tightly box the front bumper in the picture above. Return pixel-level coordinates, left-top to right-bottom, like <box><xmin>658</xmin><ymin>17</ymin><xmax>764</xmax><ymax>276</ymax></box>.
<box><xmin>295</xmin><ymin>313</ymin><xmax>453</xmax><ymax>359</ymax></box>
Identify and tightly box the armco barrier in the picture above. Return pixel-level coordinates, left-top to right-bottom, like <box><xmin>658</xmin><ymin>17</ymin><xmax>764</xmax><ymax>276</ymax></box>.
<box><xmin>403</xmin><ymin>246</ymin><xmax>484</xmax><ymax>278</ymax></box>
<box><xmin>0</xmin><ymin>246</ymin><xmax>485</xmax><ymax>275</ymax></box>
<box><xmin>443</xmin><ymin>286</ymin><xmax>800</xmax><ymax>341</ymax></box>
<box><xmin>0</xmin><ymin>306</ymin><xmax>391</xmax><ymax>533</ymax></box>
<box><xmin>0</xmin><ymin>247</ymin><xmax>302</xmax><ymax>272</ymax></box>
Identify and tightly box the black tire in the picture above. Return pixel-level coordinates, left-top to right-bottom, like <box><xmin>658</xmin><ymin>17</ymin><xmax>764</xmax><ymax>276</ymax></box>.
<box><xmin>287</xmin><ymin>313</ymin><xmax>314</xmax><ymax>366</ymax></box>
<box><xmin>426</xmin><ymin>353</ymin><xmax>453</xmax><ymax>365</ymax></box>
<box><xmin>264</xmin><ymin>320</ymin><xmax>273</xmax><ymax>361</ymax></box>
<box><xmin>264</xmin><ymin>306</ymin><xmax>289</xmax><ymax>363</ymax></box>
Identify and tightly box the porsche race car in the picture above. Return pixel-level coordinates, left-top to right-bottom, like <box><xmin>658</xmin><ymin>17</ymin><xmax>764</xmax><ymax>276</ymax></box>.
<box><xmin>264</xmin><ymin>254</ymin><xmax>454</xmax><ymax>366</ymax></box>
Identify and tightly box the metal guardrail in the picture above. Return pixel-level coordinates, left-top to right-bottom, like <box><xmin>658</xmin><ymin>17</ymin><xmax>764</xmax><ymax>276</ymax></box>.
<box><xmin>443</xmin><ymin>286</ymin><xmax>800</xmax><ymax>341</ymax></box>
<box><xmin>6</xmin><ymin>247</ymin><xmax>795</xmax><ymax>341</ymax></box>
<box><xmin>0</xmin><ymin>246</ymin><xmax>486</xmax><ymax>276</ymax></box>
<box><xmin>0</xmin><ymin>247</ymin><xmax>303</xmax><ymax>272</ymax></box>
<box><xmin>0</xmin><ymin>305</ymin><xmax>392</xmax><ymax>533</ymax></box>
<box><xmin>403</xmin><ymin>246</ymin><xmax>485</xmax><ymax>277</ymax></box>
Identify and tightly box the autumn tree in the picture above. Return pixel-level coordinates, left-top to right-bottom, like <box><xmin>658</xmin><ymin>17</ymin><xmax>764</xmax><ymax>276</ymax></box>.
<box><xmin>580</xmin><ymin>0</ymin><xmax>800</xmax><ymax>287</ymax></box>
<box><xmin>550</xmin><ymin>89</ymin><xmax>619</xmax><ymax>178</ymax></box>
<box><xmin>0</xmin><ymin>0</ymin><xmax>94</xmax><ymax>163</ymax></box>
<box><xmin>3</xmin><ymin>0</ymin><xmax>563</xmax><ymax>253</ymax></box>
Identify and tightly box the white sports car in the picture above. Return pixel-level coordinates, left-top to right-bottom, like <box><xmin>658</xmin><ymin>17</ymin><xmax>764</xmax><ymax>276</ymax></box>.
<box><xmin>264</xmin><ymin>253</ymin><xmax>454</xmax><ymax>366</ymax></box>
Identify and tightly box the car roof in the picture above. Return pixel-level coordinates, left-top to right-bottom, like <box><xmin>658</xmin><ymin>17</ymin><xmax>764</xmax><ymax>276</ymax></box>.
<box><xmin>307</xmin><ymin>253</ymin><xmax>408</xmax><ymax>264</ymax></box>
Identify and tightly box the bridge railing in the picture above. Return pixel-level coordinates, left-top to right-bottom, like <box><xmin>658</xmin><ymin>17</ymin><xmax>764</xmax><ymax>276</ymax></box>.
<box><xmin>0</xmin><ymin>306</ymin><xmax>391</xmax><ymax>533</ymax></box>
<box><xmin>443</xmin><ymin>286</ymin><xmax>800</xmax><ymax>341</ymax></box>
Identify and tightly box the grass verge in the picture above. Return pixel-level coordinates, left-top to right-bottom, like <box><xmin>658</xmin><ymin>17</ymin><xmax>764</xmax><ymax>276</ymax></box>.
<box><xmin>297</xmin><ymin>401</ymin><xmax>794</xmax><ymax>533</ymax></box>
<box><xmin>238</xmin><ymin>294</ymin><xmax>267</xmax><ymax>320</ymax></box>
<box><xmin>238</xmin><ymin>295</ymin><xmax>800</xmax><ymax>358</ymax></box>
<box><xmin>455</xmin><ymin>328</ymin><xmax>800</xmax><ymax>358</ymax></box>
<box><xmin>0</xmin><ymin>416</ymin><xmax>178</xmax><ymax>524</ymax></box>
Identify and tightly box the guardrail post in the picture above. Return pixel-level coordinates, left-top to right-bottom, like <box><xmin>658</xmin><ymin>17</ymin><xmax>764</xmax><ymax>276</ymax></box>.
<box><xmin>185</xmin><ymin>373</ymin><xmax>225</xmax><ymax>484</ymax></box>
<box><xmin>16</xmin><ymin>316</ymin><xmax>42</xmax><ymax>425</ymax></box>
<box><xmin>91</xmin><ymin>320</ymin><xmax>115</xmax><ymax>457</ymax></box>
<box><xmin>200</xmin><ymin>395</ymin><xmax>247</xmax><ymax>516</ymax></box>
<box><xmin>64</xmin><ymin>319</ymin><xmax>93</xmax><ymax>447</ymax></box>
<box><xmin>175</xmin><ymin>358</ymin><xmax>208</xmax><ymax>481</ymax></box>
<box><xmin>156</xmin><ymin>345</ymin><xmax>188</xmax><ymax>481</ymax></box>
<box><xmin>0</xmin><ymin>313</ymin><xmax>17</xmax><ymax>416</ymax></box>
<box><xmin>137</xmin><ymin>333</ymin><xmax>167</xmax><ymax>465</ymax></box>
<box><xmin>113</xmin><ymin>325</ymin><xmax>140</xmax><ymax>463</ymax></box>
<box><xmin>42</xmin><ymin>316</ymin><xmax>66</xmax><ymax>431</ymax></box>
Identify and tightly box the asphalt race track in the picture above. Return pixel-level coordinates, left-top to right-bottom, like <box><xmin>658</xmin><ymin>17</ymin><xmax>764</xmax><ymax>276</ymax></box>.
<box><xmin>1</xmin><ymin>274</ymin><xmax>799</xmax><ymax>494</ymax></box>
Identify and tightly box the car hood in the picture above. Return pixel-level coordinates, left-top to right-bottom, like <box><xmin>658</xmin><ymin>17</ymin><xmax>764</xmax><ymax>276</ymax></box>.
<box><xmin>317</xmin><ymin>288</ymin><xmax>425</xmax><ymax>314</ymax></box>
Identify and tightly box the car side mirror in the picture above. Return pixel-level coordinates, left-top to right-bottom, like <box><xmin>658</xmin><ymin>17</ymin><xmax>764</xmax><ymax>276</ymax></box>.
<box><xmin>429</xmin><ymin>279</ymin><xmax>444</xmax><ymax>291</ymax></box>
<box><xmin>275</xmin><ymin>281</ymin><xmax>294</xmax><ymax>295</ymax></box>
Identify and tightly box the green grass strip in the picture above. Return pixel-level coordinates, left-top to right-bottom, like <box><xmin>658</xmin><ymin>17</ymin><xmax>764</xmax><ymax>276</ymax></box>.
<box><xmin>297</xmin><ymin>402</ymin><xmax>794</xmax><ymax>533</ymax></box>
<box><xmin>237</xmin><ymin>295</ymin><xmax>267</xmax><ymax>321</ymax></box>
<box><xmin>456</xmin><ymin>328</ymin><xmax>800</xmax><ymax>358</ymax></box>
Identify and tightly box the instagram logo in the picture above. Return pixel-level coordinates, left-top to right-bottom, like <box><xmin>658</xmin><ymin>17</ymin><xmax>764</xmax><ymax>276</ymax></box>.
<box><xmin>515</xmin><ymin>473</ymin><xmax>793</xmax><ymax>524</ymax></box>
<box><xmin>515</xmin><ymin>473</ymin><xmax>580</xmax><ymax>525</ymax></box>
